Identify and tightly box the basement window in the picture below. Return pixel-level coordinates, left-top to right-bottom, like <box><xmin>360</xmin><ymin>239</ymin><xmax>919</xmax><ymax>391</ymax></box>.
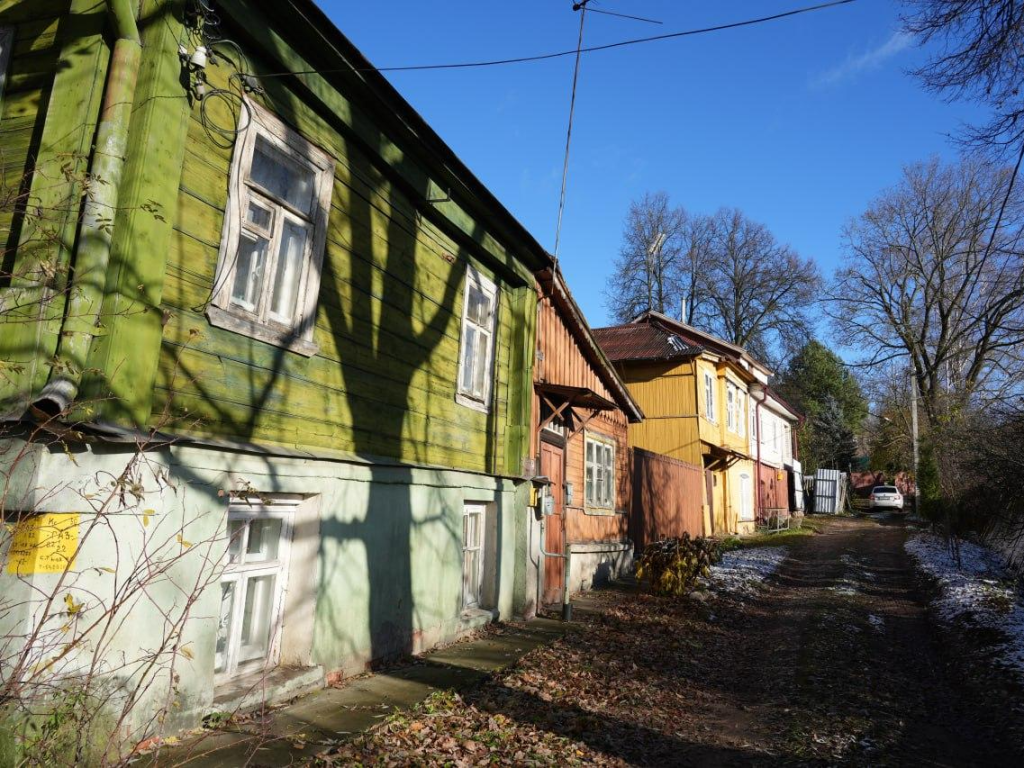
<box><xmin>207</xmin><ymin>100</ymin><xmax>335</xmax><ymax>356</ymax></box>
<box><xmin>456</xmin><ymin>266</ymin><xmax>498</xmax><ymax>412</ymax></box>
<box><xmin>216</xmin><ymin>497</ymin><xmax>298</xmax><ymax>681</ymax></box>
<box><xmin>462</xmin><ymin>502</ymin><xmax>485</xmax><ymax>609</ymax></box>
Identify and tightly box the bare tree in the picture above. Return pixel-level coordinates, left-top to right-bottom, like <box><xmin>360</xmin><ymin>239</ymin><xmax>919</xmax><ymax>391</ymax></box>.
<box><xmin>604</xmin><ymin>192</ymin><xmax>687</xmax><ymax>322</ymax></box>
<box><xmin>903</xmin><ymin>0</ymin><xmax>1024</xmax><ymax>152</ymax></box>
<box><xmin>678</xmin><ymin>212</ymin><xmax>715</xmax><ymax>325</ymax></box>
<box><xmin>700</xmin><ymin>208</ymin><xmax>821</xmax><ymax>364</ymax></box>
<box><xmin>827</xmin><ymin>157</ymin><xmax>1024</xmax><ymax>423</ymax></box>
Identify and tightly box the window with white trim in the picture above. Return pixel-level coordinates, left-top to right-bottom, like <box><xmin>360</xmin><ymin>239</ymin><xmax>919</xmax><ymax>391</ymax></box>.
<box><xmin>726</xmin><ymin>383</ymin><xmax>736</xmax><ymax>432</ymax></box>
<box><xmin>208</xmin><ymin>101</ymin><xmax>335</xmax><ymax>357</ymax></box>
<box><xmin>704</xmin><ymin>372</ymin><xmax>716</xmax><ymax>421</ymax></box>
<box><xmin>216</xmin><ymin>499</ymin><xmax>296</xmax><ymax>680</ymax></box>
<box><xmin>0</xmin><ymin>28</ymin><xmax>13</xmax><ymax>105</ymax></box>
<box><xmin>456</xmin><ymin>267</ymin><xmax>498</xmax><ymax>411</ymax></box>
<box><xmin>585</xmin><ymin>435</ymin><xmax>615</xmax><ymax>509</ymax></box>
<box><xmin>462</xmin><ymin>502</ymin><xmax>485</xmax><ymax>609</ymax></box>
<box><xmin>737</xmin><ymin>391</ymin><xmax>746</xmax><ymax>437</ymax></box>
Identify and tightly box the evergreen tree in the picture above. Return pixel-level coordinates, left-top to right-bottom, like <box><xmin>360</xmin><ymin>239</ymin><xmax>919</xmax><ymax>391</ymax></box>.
<box><xmin>775</xmin><ymin>340</ymin><xmax>867</xmax><ymax>471</ymax></box>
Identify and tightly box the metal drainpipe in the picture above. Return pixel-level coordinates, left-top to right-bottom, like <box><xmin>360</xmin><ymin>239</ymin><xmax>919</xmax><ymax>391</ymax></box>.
<box><xmin>537</xmin><ymin>505</ymin><xmax>572</xmax><ymax>621</ymax></box>
<box><xmin>34</xmin><ymin>0</ymin><xmax>143</xmax><ymax>415</ymax></box>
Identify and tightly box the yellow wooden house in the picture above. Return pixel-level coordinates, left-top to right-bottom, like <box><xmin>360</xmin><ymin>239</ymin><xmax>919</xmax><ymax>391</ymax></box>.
<box><xmin>594</xmin><ymin>312</ymin><xmax>764</xmax><ymax>536</ymax></box>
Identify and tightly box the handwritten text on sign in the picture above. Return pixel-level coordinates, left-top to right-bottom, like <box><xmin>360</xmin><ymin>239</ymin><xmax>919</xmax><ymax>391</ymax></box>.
<box><xmin>6</xmin><ymin>514</ymin><xmax>79</xmax><ymax>575</ymax></box>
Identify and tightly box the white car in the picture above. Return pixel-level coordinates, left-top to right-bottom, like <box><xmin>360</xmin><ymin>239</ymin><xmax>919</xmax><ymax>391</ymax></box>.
<box><xmin>868</xmin><ymin>485</ymin><xmax>904</xmax><ymax>511</ymax></box>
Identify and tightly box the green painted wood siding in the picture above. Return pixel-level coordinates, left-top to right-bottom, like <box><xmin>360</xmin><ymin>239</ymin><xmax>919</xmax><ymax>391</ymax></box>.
<box><xmin>152</xmin><ymin>19</ymin><xmax>536</xmax><ymax>475</ymax></box>
<box><xmin>0</xmin><ymin>0</ymin><xmax>109</xmax><ymax>408</ymax></box>
<box><xmin>0</xmin><ymin>0</ymin><xmax>68</xmax><ymax>279</ymax></box>
<box><xmin>0</xmin><ymin>0</ymin><xmax>537</xmax><ymax>478</ymax></box>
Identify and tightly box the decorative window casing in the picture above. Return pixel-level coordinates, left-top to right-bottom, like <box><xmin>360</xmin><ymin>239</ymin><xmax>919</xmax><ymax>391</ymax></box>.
<box><xmin>456</xmin><ymin>266</ymin><xmax>498</xmax><ymax>412</ymax></box>
<box><xmin>585</xmin><ymin>434</ymin><xmax>615</xmax><ymax>510</ymax></box>
<box><xmin>704</xmin><ymin>372</ymin><xmax>716</xmax><ymax>422</ymax></box>
<box><xmin>216</xmin><ymin>498</ymin><xmax>297</xmax><ymax>681</ymax></box>
<box><xmin>462</xmin><ymin>502</ymin><xmax>485</xmax><ymax>609</ymax></box>
<box><xmin>208</xmin><ymin>101</ymin><xmax>335</xmax><ymax>357</ymax></box>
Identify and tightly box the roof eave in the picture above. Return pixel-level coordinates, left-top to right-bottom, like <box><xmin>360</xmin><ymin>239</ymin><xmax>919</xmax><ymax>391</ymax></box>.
<box><xmin>538</xmin><ymin>268</ymin><xmax>645</xmax><ymax>423</ymax></box>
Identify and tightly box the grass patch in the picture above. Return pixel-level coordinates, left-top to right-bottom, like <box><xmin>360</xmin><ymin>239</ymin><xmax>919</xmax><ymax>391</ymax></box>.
<box><xmin>720</xmin><ymin>515</ymin><xmax>827</xmax><ymax>552</ymax></box>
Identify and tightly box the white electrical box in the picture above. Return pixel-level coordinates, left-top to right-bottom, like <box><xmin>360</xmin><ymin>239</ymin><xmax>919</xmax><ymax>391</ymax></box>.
<box><xmin>565</xmin><ymin>483</ymin><xmax>574</xmax><ymax>506</ymax></box>
<box><xmin>542</xmin><ymin>495</ymin><xmax>555</xmax><ymax>515</ymax></box>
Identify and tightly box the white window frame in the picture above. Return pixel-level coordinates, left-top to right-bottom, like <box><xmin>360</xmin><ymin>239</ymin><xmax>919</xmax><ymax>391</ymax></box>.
<box><xmin>585</xmin><ymin>433</ymin><xmax>616</xmax><ymax>511</ymax></box>
<box><xmin>462</xmin><ymin>502</ymin><xmax>486</xmax><ymax>610</ymax></box>
<box><xmin>207</xmin><ymin>99</ymin><xmax>335</xmax><ymax>357</ymax></box>
<box><xmin>737</xmin><ymin>391</ymin><xmax>746</xmax><ymax>437</ymax></box>
<box><xmin>726</xmin><ymin>384</ymin><xmax>736</xmax><ymax>432</ymax></box>
<box><xmin>704</xmin><ymin>372</ymin><xmax>716</xmax><ymax>422</ymax></box>
<box><xmin>0</xmin><ymin>28</ymin><xmax>13</xmax><ymax>105</ymax></box>
<box><xmin>455</xmin><ymin>265</ymin><xmax>498</xmax><ymax>412</ymax></box>
<box><xmin>540</xmin><ymin>402</ymin><xmax>567</xmax><ymax>437</ymax></box>
<box><xmin>215</xmin><ymin>497</ymin><xmax>297</xmax><ymax>683</ymax></box>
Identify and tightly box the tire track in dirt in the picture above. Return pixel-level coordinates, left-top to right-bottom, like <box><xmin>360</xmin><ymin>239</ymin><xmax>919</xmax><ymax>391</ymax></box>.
<box><xmin>720</xmin><ymin>516</ymin><xmax>1024</xmax><ymax>766</ymax></box>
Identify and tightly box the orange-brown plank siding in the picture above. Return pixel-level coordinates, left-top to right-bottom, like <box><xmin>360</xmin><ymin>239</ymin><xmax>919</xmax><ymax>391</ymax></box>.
<box><xmin>533</xmin><ymin>293</ymin><xmax>631</xmax><ymax>545</ymax></box>
<box><xmin>630</xmin><ymin>448</ymin><xmax>704</xmax><ymax>547</ymax></box>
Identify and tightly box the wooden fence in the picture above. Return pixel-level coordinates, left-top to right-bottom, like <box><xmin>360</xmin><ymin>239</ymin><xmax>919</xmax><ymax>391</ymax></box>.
<box><xmin>629</xmin><ymin>447</ymin><xmax>704</xmax><ymax>549</ymax></box>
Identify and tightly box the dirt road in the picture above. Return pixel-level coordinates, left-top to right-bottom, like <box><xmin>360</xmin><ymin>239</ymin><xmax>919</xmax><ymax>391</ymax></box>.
<box><xmin>319</xmin><ymin>516</ymin><xmax>1024</xmax><ymax>766</ymax></box>
<box><xmin>690</xmin><ymin>515</ymin><xmax>1024</xmax><ymax>765</ymax></box>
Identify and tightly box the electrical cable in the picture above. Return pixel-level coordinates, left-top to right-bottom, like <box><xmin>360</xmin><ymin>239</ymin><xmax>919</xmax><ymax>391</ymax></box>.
<box><xmin>553</xmin><ymin>3</ymin><xmax>588</xmax><ymax>261</ymax></box>
<box><xmin>585</xmin><ymin>7</ymin><xmax>663</xmax><ymax>25</ymax></box>
<box><xmin>254</xmin><ymin>0</ymin><xmax>856</xmax><ymax>77</ymax></box>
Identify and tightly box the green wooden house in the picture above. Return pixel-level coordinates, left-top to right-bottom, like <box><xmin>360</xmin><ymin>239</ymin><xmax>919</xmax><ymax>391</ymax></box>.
<box><xmin>0</xmin><ymin>0</ymin><xmax>550</xmax><ymax>746</ymax></box>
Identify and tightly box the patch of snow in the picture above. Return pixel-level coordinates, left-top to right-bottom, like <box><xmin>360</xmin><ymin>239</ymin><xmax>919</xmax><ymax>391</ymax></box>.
<box><xmin>706</xmin><ymin>546</ymin><xmax>788</xmax><ymax>595</ymax></box>
<box><xmin>906</xmin><ymin>533</ymin><xmax>1024</xmax><ymax>675</ymax></box>
<box><xmin>828</xmin><ymin>580</ymin><xmax>859</xmax><ymax>596</ymax></box>
<box><xmin>867</xmin><ymin>614</ymin><xmax>884</xmax><ymax>633</ymax></box>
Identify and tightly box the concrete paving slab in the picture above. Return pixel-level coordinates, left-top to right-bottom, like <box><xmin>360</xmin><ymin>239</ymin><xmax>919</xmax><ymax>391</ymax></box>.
<box><xmin>145</xmin><ymin>619</ymin><xmax>564</xmax><ymax>766</ymax></box>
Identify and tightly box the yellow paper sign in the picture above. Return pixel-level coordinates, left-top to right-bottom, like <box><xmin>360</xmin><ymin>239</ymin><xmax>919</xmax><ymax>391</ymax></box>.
<box><xmin>6</xmin><ymin>514</ymin><xmax>79</xmax><ymax>575</ymax></box>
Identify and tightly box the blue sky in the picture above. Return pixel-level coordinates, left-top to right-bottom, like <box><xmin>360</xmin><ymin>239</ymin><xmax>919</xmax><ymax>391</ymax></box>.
<box><xmin>321</xmin><ymin>0</ymin><xmax>985</xmax><ymax>332</ymax></box>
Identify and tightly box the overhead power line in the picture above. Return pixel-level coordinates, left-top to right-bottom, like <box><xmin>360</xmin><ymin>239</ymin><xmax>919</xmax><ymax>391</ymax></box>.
<box><xmin>585</xmin><ymin>7</ymin><xmax>663</xmax><ymax>25</ymax></box>
<box><xmin>258</xmin><ymin>0</ymin><xmax>857</xmax><ymax>78</ymax></box>
<box><xmin>553</xmin><ymin>2</ymin><xmax>590</xmax><ymax>261</ymax></box>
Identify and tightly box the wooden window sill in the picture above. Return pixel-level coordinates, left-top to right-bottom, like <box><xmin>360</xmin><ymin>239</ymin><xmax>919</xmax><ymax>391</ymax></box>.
<box><xmin>206</xmin><ymin>305</ymin><xmax>319</xmax><ymax>357</ymax></box>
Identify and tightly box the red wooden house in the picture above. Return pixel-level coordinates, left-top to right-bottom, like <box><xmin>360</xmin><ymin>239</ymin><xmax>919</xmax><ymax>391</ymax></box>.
<box><xmin>524</xmin><ymin>267</ymin><xmax>643</xmax><ymax>615</ymax></box>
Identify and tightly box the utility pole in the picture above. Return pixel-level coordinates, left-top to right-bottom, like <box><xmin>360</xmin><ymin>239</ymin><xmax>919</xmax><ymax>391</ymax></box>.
<box><xmin>646</xmin><ymin>231</ymin><xmax>665</xmax><ymax>312</ymax></box>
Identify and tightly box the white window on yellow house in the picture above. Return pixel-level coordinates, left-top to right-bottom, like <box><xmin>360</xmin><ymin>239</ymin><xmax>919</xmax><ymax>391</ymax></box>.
<box><xmin>726</xmin><ymin>385</ymin><xmax>735</xmax><ymax>431</ymax></box>
<box><xmin>456</xmin><ymin>266</ymin><xmax>498</xmax><ymax>412</ymax></box>
<box><xmin>585</xmin><ymin>435</ymin><xmax>615</xmax><ymax>509</ymax></box>
<box><xmin>738</xmin><ymin>392</ymin><xmax>746</xmax><ymax>437</ymax></box>
<box><xmin>704</xmin><ymin>372</ymin><xmax>716</xmax><ymax>421</ymax></box>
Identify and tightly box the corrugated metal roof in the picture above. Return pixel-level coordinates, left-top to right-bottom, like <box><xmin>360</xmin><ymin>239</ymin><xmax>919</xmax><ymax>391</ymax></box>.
<box><xmin>592</xmin><ymin>322</ymin><xmax>704</xmax><ymax>362</ymax></box>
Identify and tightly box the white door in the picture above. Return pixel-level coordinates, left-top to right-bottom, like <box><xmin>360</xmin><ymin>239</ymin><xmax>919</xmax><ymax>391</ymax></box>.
<box><xmin>740</xmin><ymin>473</ymin><xmax>754</xmax><ymax>522</ymax></box>
<box><xmin>216</xmin><ymin>501</ymin><xmax>295</xmax><ymax>681</ymax></box>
